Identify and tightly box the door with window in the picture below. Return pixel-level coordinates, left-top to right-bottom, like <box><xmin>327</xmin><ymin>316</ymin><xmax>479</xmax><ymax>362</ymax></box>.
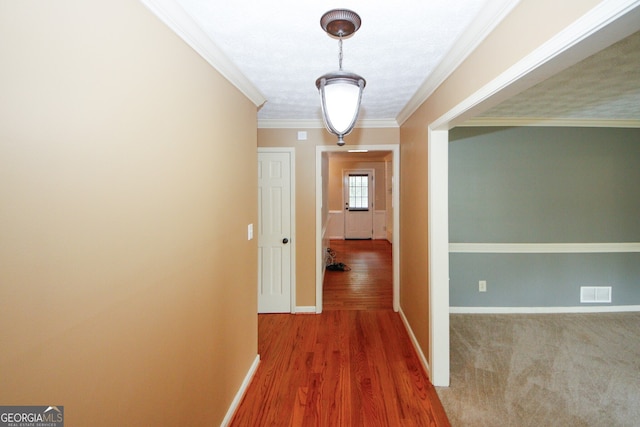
<box><xmin>343</xmin><ymin>169</ymin><xmax>374</xmax><ymax>239</ymax></box>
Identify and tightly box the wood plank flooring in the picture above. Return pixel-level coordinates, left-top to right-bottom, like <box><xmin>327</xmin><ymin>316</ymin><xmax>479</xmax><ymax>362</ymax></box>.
<box><xmin>230</xmin><ymin>240</ymin><xmax>450</xmax><ymax>426</ymax></box>
<box><xmin>323</xmin><ymin>239</ymin><xmax>393</xmax><ymax>311</ymax></box>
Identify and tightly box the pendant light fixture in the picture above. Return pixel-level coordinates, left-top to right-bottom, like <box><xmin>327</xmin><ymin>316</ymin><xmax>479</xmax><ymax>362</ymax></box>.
<box><xmin>315</xmin><ymin>9</ymin><xmax>366</xmax><ymax>146</ymax></box>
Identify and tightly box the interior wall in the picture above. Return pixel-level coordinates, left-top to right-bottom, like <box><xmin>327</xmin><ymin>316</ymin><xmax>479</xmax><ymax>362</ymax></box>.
<box><xmin>449</xmin><ymin>126</ymin><xmax>640</xmax><ymax>307</ymax></box>
<box><xmin>385</xmin><ymin>154</ymin><xmax>394</xmax><ymax>242</ymax></box>
<box><xmin>326</xmin><ymin>158</ymin><xmax>389</xmax><ymax>240</ymax></box>
<box><xmin>0</xmin><ymin>1</ymin><xmax>257</xmax><ymax>425</ymax></box>
<box><xmin>399</xmin><ymin>0</ymin><xmax>601</xmax><ymax>370</ymax></box>
<box><xmin>328</xmin><ymin>159</ymin><xmax>387</xmax><ymax>211</ymax></box>
<box><xmin>258</xmin><ymin>127</ymin><xmax>399</xmax><ymax>307</ymax></box>
<box><xmin>321</xmin><ymin>151</ymin><xmax>331</xmax><ymax>267</ymax></box>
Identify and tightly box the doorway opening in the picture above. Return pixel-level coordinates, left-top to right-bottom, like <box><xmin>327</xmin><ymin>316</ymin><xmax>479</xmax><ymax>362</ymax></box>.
<box><xmin>315</xmin><ymin>145</ymin><xmax>400</xmax><ymax>313</ymax></box>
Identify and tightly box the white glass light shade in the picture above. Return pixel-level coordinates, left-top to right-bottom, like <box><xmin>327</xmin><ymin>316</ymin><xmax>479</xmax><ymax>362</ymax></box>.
<box><xmin>324</xmin><ymin>81</ymin><xmax>360</xmax><ymax>133</ymax></box>
<box><xmin>316</xmin><ymin>71</ymin><xmax>365</xmax><ymax>146</ymax></box>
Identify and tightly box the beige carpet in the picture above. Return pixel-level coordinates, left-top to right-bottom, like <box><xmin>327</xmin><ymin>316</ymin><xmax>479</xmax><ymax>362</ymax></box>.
<box><xmin>436</xmin><ymin>312</ymin><xmax>640</xmax><ymax>427</ymax></box>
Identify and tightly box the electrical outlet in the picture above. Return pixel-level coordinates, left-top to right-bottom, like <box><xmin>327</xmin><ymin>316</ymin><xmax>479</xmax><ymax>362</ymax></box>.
<box><xmin>479</xmin><ymin>280</ymin><xmax>487</xmax><ymax>292</ymax></box>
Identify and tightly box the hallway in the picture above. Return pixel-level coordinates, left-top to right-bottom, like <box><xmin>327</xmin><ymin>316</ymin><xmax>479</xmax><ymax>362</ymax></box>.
<box><xmin>323</xmin><ymin>239</ymin><xmax>393</xmax><ymax>311</ymax></box>
<box><xmin>230</xmin><ymin>240</ymin><xmax>450</xmax><ymax>426</ymax></box>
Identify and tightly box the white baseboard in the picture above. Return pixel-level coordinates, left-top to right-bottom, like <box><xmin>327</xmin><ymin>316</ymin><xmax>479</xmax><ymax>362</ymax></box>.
<box><xmin>398</xmin><ymin>308</ymin><xmax>431</xmax><ymax>379</ymax></box>
<box><xmin>294</xmin><ymin>306</ymin><xmax>317</xmax><ymax>314</ymax></box>
<box><xmin>450</xmin><ymin>305</ymin><xmax>640</xmax><ymax>314</ymax></box>
<box><xmin>221</xmin><ymin>355</ymin><xmax>260</xmax><ymax>427</ymax></box>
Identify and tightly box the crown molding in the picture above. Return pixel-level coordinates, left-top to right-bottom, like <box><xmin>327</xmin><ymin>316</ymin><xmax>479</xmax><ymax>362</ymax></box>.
<box><xmin>257</xmin><ymin>118</ymin><xmax>399</xmax><ymax>129</ymax></box>
<box><xmin>396</xmin><ymin>0</ymin><xmax>521</xmax><ymax>126</ymax></box>
<box><xmin>139</xmin><ymin>0</ymin><xmax>266</xmax><ymax>108</ymax></box>
<box><xmin>459</xmin><ymin>117</ymin><xmax>640</xmax><ymax>128</ymax></box>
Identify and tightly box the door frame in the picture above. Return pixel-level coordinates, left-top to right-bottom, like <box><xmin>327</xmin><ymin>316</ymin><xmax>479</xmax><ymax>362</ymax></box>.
<box><xmin>257</xmin><ymin>147</ymin><xmax>296</xmax><ymax>314</ymax></box>
<box><xmin>316</xmin><ymin>144</ymin><xmax>400</xmax><ymax>313</ymax></box>
<box><xmin>423</xmin><ymin>2</ymin><xmax>638</xmax><ymax>387</ymax></box>
<box><xmin>343</xmin><ymin>168</ymin><xmax>375</xmax><ymax>239</ymax></box>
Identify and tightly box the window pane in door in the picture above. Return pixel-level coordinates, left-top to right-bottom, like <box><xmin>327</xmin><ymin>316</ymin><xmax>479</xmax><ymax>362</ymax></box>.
<box><xmin>348</xmin><ymin>174</ymin><xmax>368</xmax><ymax>210</ymax></box>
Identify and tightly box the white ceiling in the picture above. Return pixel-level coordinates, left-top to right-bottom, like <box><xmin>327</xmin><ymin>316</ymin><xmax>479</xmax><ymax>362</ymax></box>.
<box><xmin>153</xmin><ymin>1</ymin><xmax>640</xmax><ymax>127</ymax></box>
<box><xmin>173</xmin><ymin>0</ymin><xmax>516</xmax><ymax>125</ymax></box>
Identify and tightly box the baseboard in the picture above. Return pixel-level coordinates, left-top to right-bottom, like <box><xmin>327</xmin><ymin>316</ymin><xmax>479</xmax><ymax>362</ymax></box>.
<box><xmin>398</xmin><ymin>308</ymin><xmax>431</xmax><ymax>379</ymax></box>
<box><xmin>450</xmin><ymin>305</ymin><xmax>640</xmax><ymax>314</ymax></box>
<box><xmin>294</xmin><ymin>306</ymin><xmax>317</xmax><ymax>314</ymax></box>
<box><xmin>220</xmin><ymin>355</ymin><xmax>260</xmax><ymax>427</ymax></box>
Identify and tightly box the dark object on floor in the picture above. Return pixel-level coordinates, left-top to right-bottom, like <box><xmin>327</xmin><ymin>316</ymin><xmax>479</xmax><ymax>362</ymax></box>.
<box><xmin>326</xmin><ymin>262</ymin><xmax>351</xmax><ymax>271</ymax></box>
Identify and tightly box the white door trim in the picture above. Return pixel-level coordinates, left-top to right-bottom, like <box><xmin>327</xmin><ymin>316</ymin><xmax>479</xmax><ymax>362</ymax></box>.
<box><xmin>427</xmin><ymin>129</ymin><xmax>450</xmax><ymax>387</ymax></box>
<box><xmin>258</xmin><ymin>147</ymin><xmax>296</xmax><ymax>314</ymax></box>
<box><xmin>316</xmin><ymin>144</ymin><xmax>400</xmax><ymax>313</ymax></box>
<box><xmin>426</xmin><ymin>2</ymin><xmax>640</xmax><ymax>387</ymax></box>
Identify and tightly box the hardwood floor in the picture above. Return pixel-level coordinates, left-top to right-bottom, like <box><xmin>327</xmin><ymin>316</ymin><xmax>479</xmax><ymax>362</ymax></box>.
<box><xmin>323</xmin><ymin>239</ymin><xmax>393</xmax><ymax>311</ymax></box>
<box><xmin>230</xmin><ymin>240</ymin><xmax>450</xmax><ymax>426</ymax></box>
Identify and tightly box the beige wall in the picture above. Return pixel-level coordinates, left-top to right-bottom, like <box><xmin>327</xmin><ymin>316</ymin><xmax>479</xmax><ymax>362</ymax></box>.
<box><xmin>0</xmin><ymin>1</ymin><xmax>257</xmax><ymax>425</ymax></box>
<box><xmin>384</xmin><ymin>154</ymin><xmax>394</xmax><ymax>241</ymax></box>
<box><xmin>258</xmin><ymin>127</ymin><xmax>399</xmax><ymax>306</ymax></box>
<box><xmin>328</xmin><ymin>160</ymin><xmax>387</xmax><ymax>211</ymax></box>
<box><xmin>399</xmin><ymin>0</ymin><xmax>602</xmax><ymax>369</ymax></box>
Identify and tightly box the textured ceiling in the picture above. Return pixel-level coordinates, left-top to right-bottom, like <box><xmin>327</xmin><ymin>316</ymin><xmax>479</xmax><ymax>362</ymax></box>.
<box><xmin>174</xmin><ymin>0</ymin><xmax>498</xmax><ymax>124</ymax></box>
<box><xmin>155</xmin><ymin>1</ymin><xmax>640</xmax><ymax>127</ymax></box>
<box><xmin>478</xmin><ymin>30</ymin><xmax>640</xmax><ymax>121</ymax></box>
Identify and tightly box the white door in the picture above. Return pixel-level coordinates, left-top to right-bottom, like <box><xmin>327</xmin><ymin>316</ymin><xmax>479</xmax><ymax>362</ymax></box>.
<box><xmin>343</xmin><ymin>169</ymin><xmax>373</xmax><ymax>239</ymax></box>
<box><xmin>258</xmin><ymin>151</ymin><xmax>292</xmax><ymax>313</ymax></box>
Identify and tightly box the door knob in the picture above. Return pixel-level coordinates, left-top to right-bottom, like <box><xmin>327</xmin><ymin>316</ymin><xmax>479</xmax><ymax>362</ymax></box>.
<box><xmin>282</xmin><ymin>238</ymin><xmax>289</xmax><ymax>244</ymax></box>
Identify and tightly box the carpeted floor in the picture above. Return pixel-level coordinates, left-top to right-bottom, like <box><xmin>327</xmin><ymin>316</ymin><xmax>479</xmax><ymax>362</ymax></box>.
<box><xmin>436</xmin><ymin>312</ymin><xmax>640</xmax><ymax>427</ymax></box>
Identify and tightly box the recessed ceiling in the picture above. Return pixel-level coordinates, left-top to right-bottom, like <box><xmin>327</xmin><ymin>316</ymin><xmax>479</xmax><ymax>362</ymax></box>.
<box><xmin>174</xmin><ymin>0</ymin><xmax>514</xmax><ymax>125</ymax></box>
